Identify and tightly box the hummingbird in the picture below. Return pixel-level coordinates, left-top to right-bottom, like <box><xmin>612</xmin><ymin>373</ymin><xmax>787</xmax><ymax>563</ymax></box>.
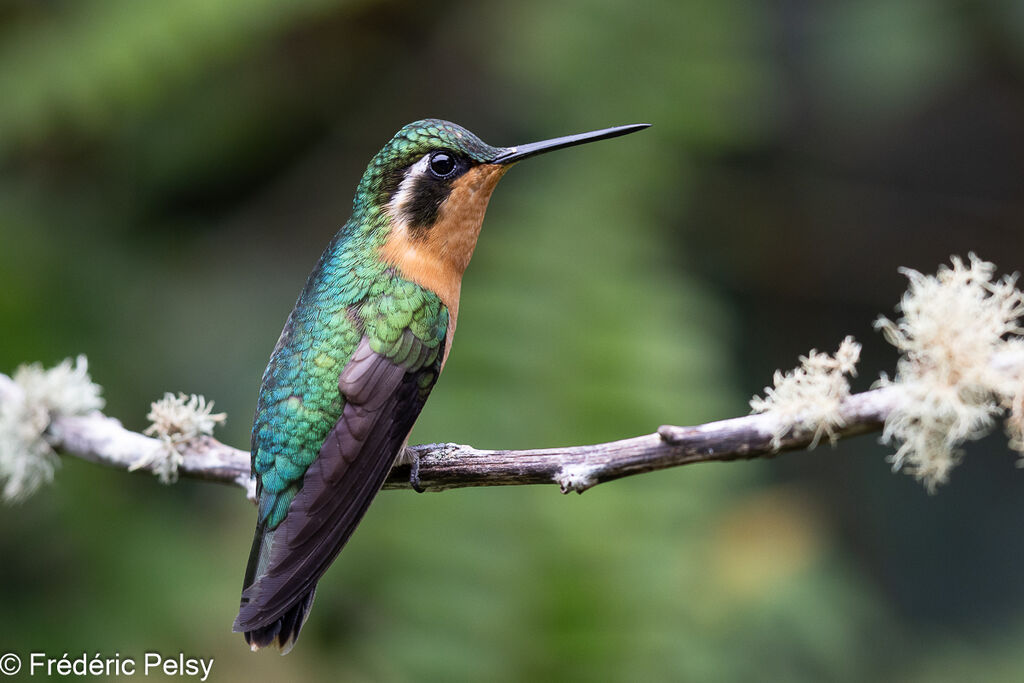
<box><xmin>233</xmin><ymin>119</ymin><xmax>649</xmax><ymax>652</ymax></box>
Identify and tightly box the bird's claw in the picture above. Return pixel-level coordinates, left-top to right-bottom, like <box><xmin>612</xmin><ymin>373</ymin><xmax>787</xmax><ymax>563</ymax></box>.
<box><xmin>408</xmin><ymin>449</ymin><xmax>425</xmax><ymax>493</ymax></box>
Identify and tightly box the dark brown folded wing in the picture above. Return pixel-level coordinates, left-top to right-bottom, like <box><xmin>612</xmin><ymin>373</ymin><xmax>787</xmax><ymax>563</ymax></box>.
<box><xmin>234</xmin><ymin>334</ymin><xmax>441</xmax><ymax>633</ymax></box>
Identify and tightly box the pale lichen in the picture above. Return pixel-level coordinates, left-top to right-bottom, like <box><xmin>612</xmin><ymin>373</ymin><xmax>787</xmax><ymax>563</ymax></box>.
<box><xmin>0</xmin><ymin>356</ymin><xmax>104</xmax><ymax>503</ymax></box>
<box><xmin>556</xmin><ymin>463</ymin><xmax>600</xmax><ymax>494</ymax></box>
<box><xmin>874</xmin><ymin>254</ymin><xmax>1024</xmax><ymax>491</ymax></box>
<box><xmin>750</xmin><ymin>337</ymin><xmax>861</xmax><ymax>449</ymax></box>
<box><xmin>136</xmin><ymin>392</ymin><xmax>226</xmax><ymax>484</ymax></box>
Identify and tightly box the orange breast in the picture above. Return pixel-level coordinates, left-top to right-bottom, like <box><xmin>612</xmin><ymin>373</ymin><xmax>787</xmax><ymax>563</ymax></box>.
<box><xmin>379</xmin><ymin>163</ymin><xmax>507</xmax><ymax>364</ymax></box>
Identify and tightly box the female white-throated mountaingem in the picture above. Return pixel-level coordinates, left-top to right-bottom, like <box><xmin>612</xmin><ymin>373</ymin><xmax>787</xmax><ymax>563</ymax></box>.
<box><xmin>234</xmin><ymin>119</ymin><xmax>649</xmax><ymax>652</ymax></box>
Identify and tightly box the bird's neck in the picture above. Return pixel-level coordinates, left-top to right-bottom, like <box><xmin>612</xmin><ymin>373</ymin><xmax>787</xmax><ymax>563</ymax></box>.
<box><xmin>378</xmin><ymin>163</ymin><xmax>506</xmax><ymax>341</ymax></box>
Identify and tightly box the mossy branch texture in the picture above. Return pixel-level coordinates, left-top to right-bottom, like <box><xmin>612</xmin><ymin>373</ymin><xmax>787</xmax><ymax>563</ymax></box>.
<box><xmin>1</xmin><ymin>254</ymin><xmax>1022</xmax><ymax>502</ymax></box>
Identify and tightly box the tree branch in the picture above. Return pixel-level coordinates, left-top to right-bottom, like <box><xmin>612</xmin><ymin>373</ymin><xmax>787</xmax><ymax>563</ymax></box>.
<box><xmin>6</xmin><ymin>256</ymin><xmax>1020</xmax><ymax>501</ymax></box>
<box><xmin>25</xmin><ymin>372</ymin><xmax>904</xmax><ymax>499</ymax></box>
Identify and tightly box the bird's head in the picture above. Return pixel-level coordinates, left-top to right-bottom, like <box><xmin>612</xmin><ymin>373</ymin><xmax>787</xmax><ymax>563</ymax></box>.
<box><xmin>360</xmin><ymin>119</ymin><xmax>648</xmax><ymax>319</ymax></box>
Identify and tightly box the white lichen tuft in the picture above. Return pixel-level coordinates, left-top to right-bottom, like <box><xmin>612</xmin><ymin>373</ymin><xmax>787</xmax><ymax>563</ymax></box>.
<box><xmin>137</xmin><ymin>393</ymin><xmax>226</xmax><ymax>484</ymax></box>
<box><xmin>556</xmin><ymin>463</ymin><xmax>600</xmax><ymax>494</ymax></box>
<box><xmin>750</xmin><ymin>337</ymin><xmax>862</xmax><ymax>449</ymax></box>
<box><xmin>874</xmin><ymin>254</ymin><xmax>1024</xmax><ymax>491</ymax></box>
<box><xmin>14</xmin><ymin>355</ymin><xmax>105</xmax><ymax>416</ymax></box>
<box><xmin>0</xmin><ymin>356</ymin><xmax>104</xmax><ymax>503</ymax></box>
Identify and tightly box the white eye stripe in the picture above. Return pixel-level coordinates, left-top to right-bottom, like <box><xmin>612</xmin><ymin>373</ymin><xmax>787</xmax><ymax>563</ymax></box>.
<box><xmin>387</xmin><ymin>154</ymin><xmax>433</xmax><ymax>228</ymax></box>
<box><xmin>404</xmin><ymin>153</ymin><xmax>433</xmax><ymax>182</ymax></box>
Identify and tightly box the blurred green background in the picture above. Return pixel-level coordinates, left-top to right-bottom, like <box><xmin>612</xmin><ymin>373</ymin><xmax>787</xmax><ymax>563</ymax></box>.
<box><xmin>3</xmin><ymin>0</ymin><xmax>1024</xmax><ymax>680</ymax></box>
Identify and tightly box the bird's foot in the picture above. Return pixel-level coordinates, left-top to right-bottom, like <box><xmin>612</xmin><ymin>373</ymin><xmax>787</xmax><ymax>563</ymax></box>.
<box><xmin>406</xmin><ymin>448</ymin><xmax>425</xmax><ymax>493</ymax></box>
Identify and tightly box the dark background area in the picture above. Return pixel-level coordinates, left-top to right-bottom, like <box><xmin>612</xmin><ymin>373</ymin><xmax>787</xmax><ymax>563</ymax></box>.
<box><xmin>2</xmin><ymin>1</ymin><xmax>1024</xmax><ymax>680</ymax></box>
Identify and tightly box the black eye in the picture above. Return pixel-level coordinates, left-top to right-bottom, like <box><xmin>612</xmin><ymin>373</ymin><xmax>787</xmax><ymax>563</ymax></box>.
<box><xmin>428</xmin><ymin>152</ymin><xmax>457</xmax><ymax>178</ymax></box>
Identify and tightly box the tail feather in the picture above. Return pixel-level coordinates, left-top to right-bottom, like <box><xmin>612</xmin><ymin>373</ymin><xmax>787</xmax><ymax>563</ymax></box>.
<box><xmin>240</xmin><ymin>587</ymin><xmax>317</xmax><ymax>654</ymax></box>
<box><xmin>235</xmin><ymin>522</ymin><xmax>317</xmax><ymax>654</ymax></box>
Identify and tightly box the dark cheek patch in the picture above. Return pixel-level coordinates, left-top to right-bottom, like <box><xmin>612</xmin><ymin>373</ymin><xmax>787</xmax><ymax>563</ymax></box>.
<box><xmin>385</xmin><ymin>154</ymin><xmax>473</xmax><ymax>236</ymax></box>
<box><xmin>405</xmin><ymin>173</ymin><xmax>454</xmax><ymax>233</ymax></box>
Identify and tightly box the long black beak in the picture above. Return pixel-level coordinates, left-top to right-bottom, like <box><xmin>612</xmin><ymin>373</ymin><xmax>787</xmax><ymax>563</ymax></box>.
<box><xmin>489</xmin><ymin>123</ymin><xmax>650</xmax><ymax>165</ymax></box>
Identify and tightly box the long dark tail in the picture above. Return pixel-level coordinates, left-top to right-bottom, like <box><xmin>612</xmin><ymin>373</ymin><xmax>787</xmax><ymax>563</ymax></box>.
<box><xmin>240</xmin><ymin>587</ymin><xmax>317</xmax><ymax>654</ymax></box>
<box><xmin>234</xmin><ymin>523</ymin><xmax>316</xmax><ymax>654</ymax></box>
